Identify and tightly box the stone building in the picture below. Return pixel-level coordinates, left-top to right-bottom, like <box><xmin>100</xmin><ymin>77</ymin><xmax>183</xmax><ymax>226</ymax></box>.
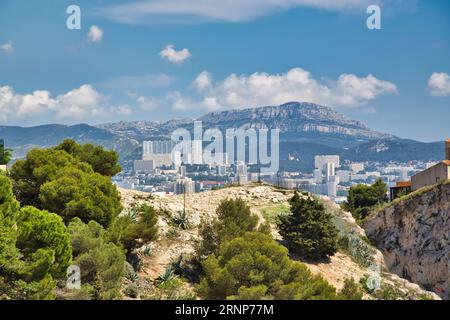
<box><xmin>411</xmin><ymin>139</ymin><xmax>450</xmax><ymax>191</ymax></box>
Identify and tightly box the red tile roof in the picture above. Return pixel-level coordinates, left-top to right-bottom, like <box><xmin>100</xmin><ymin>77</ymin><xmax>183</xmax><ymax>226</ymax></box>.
<box><xmin>395</xmin><ymin>181</ymin><xmax>412</xmax><ymax>187</ymax></box>
<box><xmin>443</xmin><ymin>160</ymin><xmax>450</xmax><ymax>166</ymax></box>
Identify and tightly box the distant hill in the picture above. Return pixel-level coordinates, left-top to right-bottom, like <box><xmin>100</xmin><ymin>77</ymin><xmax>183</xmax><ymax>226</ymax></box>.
<box><xmin>1</xmin><ymin>102</ymin><xmax>443</xmax><ymax>169</ymax></box>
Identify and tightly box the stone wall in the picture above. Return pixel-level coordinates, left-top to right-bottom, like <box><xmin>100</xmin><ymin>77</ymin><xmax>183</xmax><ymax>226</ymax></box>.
<box><xmin>363</xmin><ymin>182</ymin><xmax>450</xmax><ymax>299</ymax></box>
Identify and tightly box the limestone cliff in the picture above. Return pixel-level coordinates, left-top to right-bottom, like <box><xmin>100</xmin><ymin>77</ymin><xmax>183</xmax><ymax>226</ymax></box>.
<box><xmin>363</xmin><ymin>181</ymin><xmax>450</xmax><ymax>299</ymax></box>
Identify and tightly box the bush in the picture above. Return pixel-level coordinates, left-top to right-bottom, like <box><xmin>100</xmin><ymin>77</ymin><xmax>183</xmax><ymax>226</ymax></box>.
<box><xmin>39</xmin><ymin>167</ymin><xmax>122</xmax><ymax>227</ymax></box>
<box><xmin>197</xmin><ymin>232</ymin><xmax>337</xmax><ymax>300</ymax></box>
<box><xmin>172</xmin><ymin>210</ymin><xmax>191</xmax><ymax>230</ymax></box>
<box><xmin>278</xmin><ymin>193</ymin><xmax>338</xmax><ymax>260</ymax></box>
<box><xmin>196</xmin><ymin>198</ymin><xmax>259</xmax><ymax>259</ymax></box>
<box><xmin>11</xmin><ymin>146</ymin><xmax>122</xmax><ymax>228</ymax></box>
<box><xmin>55</xmin><ymin>139</ymin><xmax>122</xmax><ymax>177</ymax></box>
<box><xmin>338</xmin><ymin>278</ymin><xmax>363</xmax><ymax>300</ymax></box>
<box><xmin>343</xmin><ymin>179</ymin><xmax>388</xmax><ymax>220</ymax></box>
<box><xmin>68</xmin><ymin>218</ymin><xmax>126</xmax><ymax>300</ymax></box>
<box><xmin>124</xmin><ymin>283</ymin><xmax>139</xmax><ymax>298</ymax></box>
<box><xmin>0</xmin><ymin>176</ymin><xmax>72</xmax><ymax>300</ymax></box>
<box><xmin>108</xmin><ymin>204</ymin><xmax>158</xmax><ymax>255</ymax></box>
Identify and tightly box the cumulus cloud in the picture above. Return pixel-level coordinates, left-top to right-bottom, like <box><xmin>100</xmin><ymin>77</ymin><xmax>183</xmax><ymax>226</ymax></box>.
<box><xmin>193</xmin><ymin>71</ymin><xmax>213</xmax><ymax>92</ymax></box>
<box><xmin>159</xmin><ymin>45</ymin><xmax>191</xmax><ymax>64</ymax></box>
<box><xmin>100</xmin><ymin>0</ymin><xmax>372</xmax><ymax>23</ymax></box>
<box><xmin>171</xmin><ymin>67</ymin><xmax>398</xmax><ymax>111</ymax></box>
<box><xmin>0</xmin><ymin>84</ymin><xmax>131</xmax><ymax>123</ymax></box>
<box><xmin>87</xmin><ymin>25</ymin><xmax>103</xmax><ymax>43</ymax></box>
<box><xmin>428</xmin><ymin>72</ymin><xmax>450</xmax><ymax>97</ymax></box>
<box><xmin>1</xmin><ymin>41</ymin><xmax>14</xmax><ymax>53</ymax></box>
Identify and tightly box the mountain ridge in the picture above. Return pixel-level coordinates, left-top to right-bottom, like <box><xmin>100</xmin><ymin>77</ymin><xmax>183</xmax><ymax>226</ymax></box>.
<box><xmin>0</xmin><ymin>102</ymin><xmax>443</xmax><ymax>168</ymax></box>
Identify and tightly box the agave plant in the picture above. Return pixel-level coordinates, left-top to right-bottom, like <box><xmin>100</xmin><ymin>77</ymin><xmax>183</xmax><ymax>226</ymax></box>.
<box><xmin>172</xmin><ymin>210</ymin><xmax>191</xmax><ymax>230</ymax></box>
<box><xmin>156</xmin><ymin>265</ymin><xmax>175</xmax><ymax>284</ymax></box>
<box><xmin>171</xmin><ymin>254</ymin><xmax>184</xmax><ymax>275</ymax></box>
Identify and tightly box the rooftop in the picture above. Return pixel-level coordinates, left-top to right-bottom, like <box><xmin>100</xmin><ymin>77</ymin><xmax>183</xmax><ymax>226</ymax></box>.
<box><xmin>394</xmin><ymin>181</ymin><xmax>412</xmax><ymax>188</ymax></box>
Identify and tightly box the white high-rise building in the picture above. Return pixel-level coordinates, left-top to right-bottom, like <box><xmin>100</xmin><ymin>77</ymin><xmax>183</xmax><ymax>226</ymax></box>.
<box><xmin>174</xmin><ymin>178</ymin><xmax>195</xmax><ymax>195</ymax></box>
<box><xmin>179</xmin><ymin>165</ymin><xmax>186</xmax><ymax>178</ymax></box>
<box><xmin>191</xmin><ymin>140</ymin><xmax>203</xmax><ymax>164</ymax></box>
<box><xmin>324</xmin><ymin>162</ymin><xmax>335</xmax><ymax>180</ymax></box>
<box><xmin>314</xmin><ymin>168</ymin><xmax>323</xmax><ymax>183</ymax></box>
<box><xmin>315</xmin><ymin>155</ymin><xmax>340</xmax><ymax>170</ymax></box>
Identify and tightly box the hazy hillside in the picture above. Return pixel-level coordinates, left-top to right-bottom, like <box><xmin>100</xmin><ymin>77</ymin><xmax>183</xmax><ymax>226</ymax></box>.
<box><xmin>0</xmin><ymin>102</ymin><xmax>443</xmax><ymax>168</ymax></box>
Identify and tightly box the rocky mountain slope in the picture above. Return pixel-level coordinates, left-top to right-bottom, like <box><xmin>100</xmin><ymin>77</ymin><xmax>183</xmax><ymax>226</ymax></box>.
<box><xmin>363</xmin><ymin>181</ymin><xmax>450</xmax><ymax>299</ymax></box>
<box><xmin>1</xmin><ymin>102</ymin><xmax>443</xmax><ymax>168</ymax></box>
<box><xmin>118</xmin><ymin>183</ymin><xmax>439</xmax><ymax>300</ymax></box>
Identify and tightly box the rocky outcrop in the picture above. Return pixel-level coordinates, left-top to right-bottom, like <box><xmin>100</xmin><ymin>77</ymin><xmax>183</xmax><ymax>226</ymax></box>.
<box><xmin>363</xmin><ymin>182</ymin><xmax>450</xmax><ymax>299</ymax></box>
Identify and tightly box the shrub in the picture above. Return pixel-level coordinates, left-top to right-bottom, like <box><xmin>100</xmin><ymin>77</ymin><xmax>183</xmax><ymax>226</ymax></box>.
<box><xmin>278</xmin><ymin>193</ymin><xmax>338</xmax><ymax>260</ymax></box>
<box><xmin>1</xmin><ymin>177</ymin><xmax>72</xmax><ymax>300</ymax></box>
<box><xmin>172</xmin><ymin>210</ymin><xmax>191</xmax><ymax>230</ymax></box>
<box><xmin>343</xmin><ymin>179</ymin><xmax>388</xmax><ymax>221</ymax></box>
<box><xmin>67</xmin><ymin>218</ymin><xmax>126</xmax><ymax>300</ymax></box>
<box><xmin>124</xmin><ymin>283</ymin><xmax>139</xmax><ymax>298</ymax></box>
<box><xmin>197</xmin><ymin>232</ymin><xmax>337</xmax><ymax>300</ymax></box>
<box><xmin>55</xmin><ymin>139</ymin><xmax>122</xmax><ymax>177</ymax></box>
<box><xmin>108</xmin><ymin>204</ymin><xmax>158</xmax><ymax>255</ymax></box>
<box><xmin>11</xmin><ymin>146</ymin><xmax>122</xmax><ymax>228</ymax></box>
<box><xmin>338</xmin><ymin>278</ymin><xmax>364</xmax><ymax>300</ymax></box>
<box><xmin>196</xmin><ymin>198</ymin><xmax>259</xmax><ymax>259</ymax></box>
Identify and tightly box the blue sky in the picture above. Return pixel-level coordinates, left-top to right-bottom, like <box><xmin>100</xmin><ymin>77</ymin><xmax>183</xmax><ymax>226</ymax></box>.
<box><xmin>0</xmin><ymin>0</ymin><xmax>449</xmax><ymax>141</ymax></box>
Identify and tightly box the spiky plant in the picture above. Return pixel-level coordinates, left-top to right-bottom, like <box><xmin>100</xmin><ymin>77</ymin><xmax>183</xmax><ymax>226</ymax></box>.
<box><xmin>172</xmin><ymin>210</ymin><xmax>191</xmax><ymax>230</ymax></box>
<box><xmin>156</xmin><ymin>266</ymin><xmax>175</xmax><ymax>284</ymax></box>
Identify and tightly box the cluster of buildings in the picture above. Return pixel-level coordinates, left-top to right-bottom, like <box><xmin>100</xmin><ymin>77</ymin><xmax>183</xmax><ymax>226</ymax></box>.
<box><xmin>114</xmin><ymin>138</ymin><xmax>450</xmax><ymax>203</ymax></box>
<box><xmin>390</xmin><ymin>139</ymin><xmax>450</xmax><ymax>200</ymax></box>
<box><xmin>114</xmin><ymin>140</ymin><xmax>266</xmax><ymax>195</ymax></box>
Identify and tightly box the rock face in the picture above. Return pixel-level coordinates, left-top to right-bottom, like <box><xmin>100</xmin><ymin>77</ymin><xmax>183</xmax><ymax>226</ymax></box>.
<box><xmin>363</xmin><ymin>182</ymin><xmax>450</xmax><ymax>299</ymax></box>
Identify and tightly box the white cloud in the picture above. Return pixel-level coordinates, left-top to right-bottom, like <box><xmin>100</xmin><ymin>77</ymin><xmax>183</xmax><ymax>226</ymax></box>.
<box><xmin>193</xmin><ymin>71</ymin><xmax>212</xmax><ymax>92</ymax></box>
<box><xmin>0</xmin><ymin>84</ymin><xmax>132</xmax><ymax>123</ymax></box>
<box><xmin>1</xmin><ymin>41</ymin><xmax>14</xmax><ymax>53</ymax></box>
<box><xmin>428</xmin><ymin>72</ymin><xmax>450</xmax><ymax>97</ymax></box>
<box><xmin>159</xmin><ymin>45</ymin><xmax>191</xmax><ymax>64</ymax></box>
<box><xmin>171</xmin><ymin>67</ymin><xmax>398</xmax><ymax>111</ymax></box>
<box><xmin>87</xmin><ymin>25</ymin><xmax>103</xmax><ymax>43</ymax></box>
<box><xmin>100</xmin><ymin>0</ymin><xmax>372</xmax><ymax>24</ymax></box>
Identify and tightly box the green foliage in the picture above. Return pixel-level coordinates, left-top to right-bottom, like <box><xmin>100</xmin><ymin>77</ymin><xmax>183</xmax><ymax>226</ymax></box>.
<box><xmin>343</xmin><ymin>179</ymin><xmax>388</xmax><ymax>221</ymax></box>
<box><xmin>11</xmin><ymin>145</ymin><xmax>122</xmax><ymax>227</ymax></box>
<box><xmin>260</xmin><ymin>204</ymin><xmax>290</xmax><ymax>224</ymax></box>
<box><xmin>197</xmin><ymin>232</ymin><xmax>337</xmax><ymax>300</ymax></box>
<box><xmin>172</xmin><ymin>210</ymin><xmax>191</xmax><ymax>230</ymax></box>
<box><xmin>108</xmin><ymin>204</ymin><xmax>158</xmax><ymax>255</ymax></box>
<box><xmin>196</xmin><ymin>198</ymin><xmax>259</xmax><ymax>259</ymax></box>
<box><xmin>338</xmin><ymin>278</ymin><xmax>363</xmax><ymax>300</ymax></box>
<box><xmin>143</xmin><ymin>277</ymin><xmax>196</xmax><ymax>300</ymax></box>
<box><xmin>67</xmin><ymin>218</ymin><xmax>126</xmax><ymax>300</ymax></box>
<box><xmin>123</xmin><ymin>283</ymin><xmax>139</xmax><ymax>298</ymax></box>
<box><xmin>156</xmin><ymin>266</ymin><xmax>175</xmax><ymax>284</ymax></box>
<box><xmin>55</xmin><ymin>139</ymin><xmax>121</xmax><ymax>177</ymax></box>
<box><xmin>39</xmin><ymin>167</ymin><xmax>122</xmax><ymax>227</ymax></box>
<box><xmin>11</xmin><ymin>148</ymin><xmax>91</xmax><ymax>207</ymax></box>
<box><xmin>0</xmin><ymin>177</ymin><xmax>72</xmax><ymax>300</ymax></box>
<box><xmin>338</xmin><ymin>234</ymin><xmax>375</xmax><ymax>267</ymax></box>
<box><xmin>16</xmin><ymin>206</ymin><xmax>72</xmax><ymax>279</ymax></box>
<box><xmin>278</xmin><ymin>193</ymin><xmax>338</xmax><ymax>260</ymax></box>
<box><xmin>0</xmin><ymin>145</ymin><xmax>12</xmax><ymax>165</ymax></box>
